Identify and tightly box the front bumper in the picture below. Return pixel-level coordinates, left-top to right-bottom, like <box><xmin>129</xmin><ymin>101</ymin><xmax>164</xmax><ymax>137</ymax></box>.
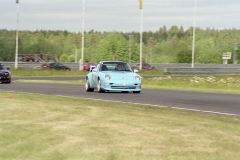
<box><xmin>100</xmin><ymin>80</ymin><xmax>141</xmax><ymax>91</ymax></box>
<box><xmin>0</xmin><ymin>76</ymin><xmax>11</xmax><ymax>82</ymax></box>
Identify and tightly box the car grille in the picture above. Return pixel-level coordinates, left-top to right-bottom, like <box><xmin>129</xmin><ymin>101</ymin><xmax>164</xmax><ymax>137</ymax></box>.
<box><xmin>111</xmin><ymin>86</ymin><xmax>136</xmax><ymax>89</ymax></box>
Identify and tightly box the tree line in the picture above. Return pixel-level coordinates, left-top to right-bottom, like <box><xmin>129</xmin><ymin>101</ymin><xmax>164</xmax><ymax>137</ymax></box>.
<box><xmin>0</xmin><ymin>26</ymin><xmax>239</xmax><ymax>64</ymax></box>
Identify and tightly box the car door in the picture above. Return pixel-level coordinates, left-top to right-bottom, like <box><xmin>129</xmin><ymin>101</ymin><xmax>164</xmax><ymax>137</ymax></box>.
<box><xmin>50</xmin><ymin>63</ymin><xmax>59</xmax><ymax>70</ymax></box>
<box><xmin>50</xmin><ymin>63</ymin><xmax>57</xmax><ymax>69</ymax></box>
<box><xmin>142</xmin><ymin>63</ymin><xmax>147</xmax><ymax>69</ymax></box>
<box><xmin>92</xmin><ymin>64</ymin><xmax>100</xmax><ymax>88</ymax></box>
<box><xmin>57</xmin><ymin>63</ymin><xmax>66</xmax><ymax>70</ymax></box>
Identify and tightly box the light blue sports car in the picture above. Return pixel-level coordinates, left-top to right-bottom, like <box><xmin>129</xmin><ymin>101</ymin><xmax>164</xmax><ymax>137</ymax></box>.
<box><xmin>85</xmin><ymin>61</ymin><xmax>142</xmax><ymax>93</ymax></box>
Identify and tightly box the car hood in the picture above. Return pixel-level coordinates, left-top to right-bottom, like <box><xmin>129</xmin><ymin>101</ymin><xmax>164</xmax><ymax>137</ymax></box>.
<box><xmin>105</xmin><ymin>71</ymin><xmax>140</xmax><ymax>80</ymax></box>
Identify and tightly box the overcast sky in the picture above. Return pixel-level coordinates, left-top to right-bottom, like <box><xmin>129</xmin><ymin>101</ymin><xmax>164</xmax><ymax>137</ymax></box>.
<box><xmin>1</xmin><ymin>0</ymin><xmax>240</xmax><ymax>33</ymax></box>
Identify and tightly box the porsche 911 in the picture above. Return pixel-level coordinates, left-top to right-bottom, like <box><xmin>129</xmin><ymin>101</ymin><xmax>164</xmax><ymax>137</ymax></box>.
<box><xmin>85</xmin><ymin>61</ymin><xmax>142</xmax><ymax>93</ymax></box>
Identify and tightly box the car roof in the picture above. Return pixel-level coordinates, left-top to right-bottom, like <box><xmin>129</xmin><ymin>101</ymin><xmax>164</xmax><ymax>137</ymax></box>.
<box><xmin>42</xmin><ymin>62</ymin><xmax>59</xmax><ymax>66</ymax></box>
<box><xmin>99</xmin><ymin>61</ymin><xmax>124</xmax><ymax>63</ymax></box>
<box><xmin>99</xmin><ymin>61</ymin><xmax>127</xmax><ymax>64</ymax></box>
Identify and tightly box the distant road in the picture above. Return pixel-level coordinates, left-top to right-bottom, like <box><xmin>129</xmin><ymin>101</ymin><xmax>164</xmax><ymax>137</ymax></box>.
<box><xmin>1</xmin><ymin>79</ymin><xmax>240</xmax><ymax>116</ymax></box>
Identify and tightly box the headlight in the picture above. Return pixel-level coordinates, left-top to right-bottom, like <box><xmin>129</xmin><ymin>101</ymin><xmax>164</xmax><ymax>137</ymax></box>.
<box><xmin>105</xmin><ymin>75</ymin><xmax>111</xmax><ymax>80</ymax></box>
<box><xmin>5</xmin><ymin>72</ymin><xmax>9</xmax><ymax>75</ymax></box>
<box><xmin>135</xmin><ymin>76</ymin><xmax>141</xmax><ymax>81</ymax></box>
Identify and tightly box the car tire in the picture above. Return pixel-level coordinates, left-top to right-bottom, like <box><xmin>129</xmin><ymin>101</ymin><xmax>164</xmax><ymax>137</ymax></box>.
<box><xmin>133</xmin><ymin>91</ymin><xmax>141</xmax><ymax>93</ymax></box>
<box><xmin>85</xmin><ymin>78</ymin><xmax>94</xmax><ymax>92</ymax></box>
<box><xmin>97</xmin><ymin>79</ymin><xmax>105</xmax><ymax>93</ymax></box>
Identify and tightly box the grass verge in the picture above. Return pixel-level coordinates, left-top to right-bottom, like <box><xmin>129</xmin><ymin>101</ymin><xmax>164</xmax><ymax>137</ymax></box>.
<box><xmin>10</xmin><ymin>69</ymin><xmax>87</xmax><ymax>77</ymax></box>
<box><xmin>0</xmin><ymin>92</ymin><xmax>240</xmax><ymax>160</ymax></box>
<box><xmin>10</xmin><ymin>68</ymin><xmax>165</xmax><ymax>77</ymax></box>
<box><xmin>142</xmin><ymin>76</ymin><xmax>240</xmax><ymax>94</ymax></box>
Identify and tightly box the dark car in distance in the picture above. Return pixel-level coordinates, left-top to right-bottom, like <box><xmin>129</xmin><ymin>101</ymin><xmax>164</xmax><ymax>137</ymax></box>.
<box><xmin>131</xmin><ymin>63</ymin><xmax>154</xmax><ymax>70</ymax></box>
<box><xmin>41</xmin><ymin>62</ymin><xmax>71</xmax><ymax>71</ymax></box>
<box><xmin>0</xmin><ymin>63</ymin><xmax>11</xmax><ymax>84</ymax></box>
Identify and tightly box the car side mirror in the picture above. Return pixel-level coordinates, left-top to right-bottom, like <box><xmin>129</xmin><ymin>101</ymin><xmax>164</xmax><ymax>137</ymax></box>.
<box><xmin>90</xmin><ymin>66</ymin><xmax>96</xmax><ymax>72</ymax></box>
<box><xmin>7</xmin><ymin>67</ymin><xmax>10</xmax><ymax>70</ymax></box>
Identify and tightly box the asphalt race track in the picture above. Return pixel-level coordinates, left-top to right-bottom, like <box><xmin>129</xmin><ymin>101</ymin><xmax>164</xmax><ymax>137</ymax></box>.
<box><xmin>1</xmin><ymin>77</ymin><xmax>240</xmax><ymax>116</ymax></box>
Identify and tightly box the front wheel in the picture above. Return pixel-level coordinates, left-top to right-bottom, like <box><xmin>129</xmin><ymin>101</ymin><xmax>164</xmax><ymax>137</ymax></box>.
<box><xmin>97</xmin><ymin>79</ymin><xmax>105</xmax><ymax>93</ymax></box>
<box><xmin>85</xmin><ymin>78</ymin><xmax>94</xmax><ymax>92</ymax></box>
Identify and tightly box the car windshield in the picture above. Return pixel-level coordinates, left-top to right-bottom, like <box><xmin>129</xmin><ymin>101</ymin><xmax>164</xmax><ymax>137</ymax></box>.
<box><xmin>100</xmin><ymin>62</ymin><xmax>132</xmax><ymax>72</ymax></box>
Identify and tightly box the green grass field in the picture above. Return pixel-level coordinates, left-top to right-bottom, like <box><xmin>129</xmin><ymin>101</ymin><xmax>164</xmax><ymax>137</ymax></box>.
<box><xmin>2</xmin><ymin>69</ymin><xmax>240</xmax><ymax>159</ymax></box>
<box><xmin>0</xmin><ymin>92</ymin><xmax>240</xmax><ymax>160</ymax></box>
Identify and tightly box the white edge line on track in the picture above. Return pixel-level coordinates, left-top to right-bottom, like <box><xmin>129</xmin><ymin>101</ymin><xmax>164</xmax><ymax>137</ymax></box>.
<box><xmin>1</xmin><ymin>89</ymin><xmax>240</xmax><ymax>117</ymax></box>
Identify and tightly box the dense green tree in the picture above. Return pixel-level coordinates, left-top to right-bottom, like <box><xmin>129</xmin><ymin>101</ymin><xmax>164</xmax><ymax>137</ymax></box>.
<box><xmin>59</xmin><ymin>54</ymin><xmax>68</xmax><ymax>62</ymax></box>
<box><xmin>67</xmin><ymin>54</ymin><xmax>75</xmax><ymax>62</ymax></box>
<box><xmin>1</xmin><ymin>27</ymin><xmax>240</xmax><ymax>64</ymax></box>
<box><xmin>177</xmin><ymin>50</ymin><xmax>192</xmax><ymax>63</ymax></box>
<box><xmin>146</xmin><ymin>37</ymin><xmax>156</xmax><ymax>63</ymax></box>
<box><xmin>95</xmin><ymin>32</ymin><xmax>128</xmax><ymax>62</ymax></box>
<box><xmin>197</xmin><ymin>47</ymin><xmax>222</xmax><ymax>64</ymax></box>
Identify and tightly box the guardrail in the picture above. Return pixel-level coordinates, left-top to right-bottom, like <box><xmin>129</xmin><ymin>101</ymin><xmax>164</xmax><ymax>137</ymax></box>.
<box><xmin>164</xmin><ymin>67</ymin><xmax>240</xmax><ymax>74</ymax></box>
<box><xmin>2</xmin><ymin>62</ymin><xmax>240</xmax><ymax>74</ymax></box>
<box><xmin>2</xmin><ymin>62</ymin><xmax>81</xmax><ymax>71</ymax></box>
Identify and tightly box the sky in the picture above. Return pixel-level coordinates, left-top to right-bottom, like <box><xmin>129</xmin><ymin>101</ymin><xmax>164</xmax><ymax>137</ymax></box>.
<box><xmin>1</xmin><ymin>0</ymin><xmax>240</xmax><ymax>33</ymax></box>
